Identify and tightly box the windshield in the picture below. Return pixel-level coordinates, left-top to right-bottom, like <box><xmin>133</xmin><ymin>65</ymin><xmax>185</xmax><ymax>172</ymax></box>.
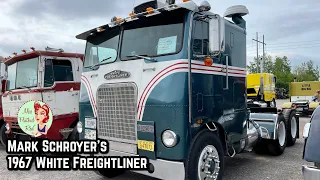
<box><xmin>121</xmin><ymin>10</ymin><xmax>185</xmax><ymax>60</ymax></box>
<box><xmin>6</xmin><ymin>57</ymin><xmax>39</xmax><ymax>90</ymax></box>
<box><xmin>83</xmin><ymin>9</ymin><xmax>187</xmax><ymax>67</ymax></box>
<box><xmin>84</xmin><ymin>27</ymin><xmax>120</xmax><ymax>67</ymax></box>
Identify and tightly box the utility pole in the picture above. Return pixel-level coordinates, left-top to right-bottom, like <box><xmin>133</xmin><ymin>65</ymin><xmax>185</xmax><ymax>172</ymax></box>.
<box><xmin>252</xmin><ymin>33</ymin><xmax>266</xmax><ymax>101</ymax></box>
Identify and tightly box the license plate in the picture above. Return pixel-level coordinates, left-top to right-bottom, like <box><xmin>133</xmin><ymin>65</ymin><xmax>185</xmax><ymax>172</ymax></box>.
<box><xmin>85</xmin><ymin>118</ymin><xmax>96</xmax><ymax>129</ymax></box>
<box><xmin>138</xmin><ymin>140</ymin><xmax>154</xmax><ymax>152</ymax></box>
<box><xmin>296</xmin><ymin>108</ymin><xmax>303</xmax><ymax>111</ymax></box>
<box><xmin>84</xmin><ymin>129</ymin><xmax>96</xmax><ymax>140</ymax></box>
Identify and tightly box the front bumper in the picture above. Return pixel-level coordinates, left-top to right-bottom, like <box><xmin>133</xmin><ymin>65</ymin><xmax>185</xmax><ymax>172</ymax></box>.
<box><xmin>81</xmin><ymin>149</ymin><xmax>185</xmax><ymax>180</ymax></box>
<box><xmin>302</xmin><ymin>165</ymin><xmax>320</xmax><ymax>180</ymax></box>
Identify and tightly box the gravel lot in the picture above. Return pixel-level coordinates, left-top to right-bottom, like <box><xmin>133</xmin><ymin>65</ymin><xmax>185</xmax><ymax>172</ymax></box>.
<box><xmin>0</xmin><ymin>99</ymin><xmax>311</xmax><ymax>180</ymax></box>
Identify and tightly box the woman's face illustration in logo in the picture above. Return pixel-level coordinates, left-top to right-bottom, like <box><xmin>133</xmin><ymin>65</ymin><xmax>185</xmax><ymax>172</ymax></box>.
<box><xmin>34</xmin><ymin>102</ymin><xmax>49</xmax><ymax>125</ymax></box>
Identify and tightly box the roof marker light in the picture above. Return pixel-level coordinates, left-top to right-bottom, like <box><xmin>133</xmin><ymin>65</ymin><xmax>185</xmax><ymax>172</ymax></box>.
<box><xmin>12</xmin><ymin>52</ymin><xmax>17</xmax><ymax>56</ymax></box>
<box><xmin>30</xmin><ymin>47</ymin><xmax>35</xmax><ymax>51</ymax></box>
<box><xmin>21</xmin><ymin>49</ymin><xmax>26</xmax><ymax>53</ymax></box>
<box><xmin>146</xmin><ymin>7</ymin><xmax>154</xmax><ymax>14</ymax></box>
<box><xmin>96</xmin><ymin>27</ymin><xmax>104</xmax><ymax>32</ymax></box>
<box><xmin>182</xmin><ymin>0</ymin><xmax>190</xmax><ymax>2</ymax></box>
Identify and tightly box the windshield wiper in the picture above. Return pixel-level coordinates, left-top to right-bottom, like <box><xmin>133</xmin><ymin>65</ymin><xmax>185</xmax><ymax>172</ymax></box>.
<box><xmin>89</xmin><ymin>57</ymin><xmax>112</xmax><ymax>70</ymax></box>
<box><xmin>126</xmin><ymin>55</ymin><xmax>157</xmax><ymax>62</ymax></box>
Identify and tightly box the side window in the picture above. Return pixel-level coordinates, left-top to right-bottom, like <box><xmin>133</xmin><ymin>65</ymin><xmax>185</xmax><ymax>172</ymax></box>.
<box><xmin>192</xmin><ymin>20</ymin><xmax>209</xmax><ymax>57</ymax></box>
<box><xmin>52</xmin><ymin>60</ymin><xmax>74</xmax><ymax>81</ymax></box>
<box><xmin>44</xmin><ymin>59</ymin><xmax>74</xmax><ymax>87</ymax></box>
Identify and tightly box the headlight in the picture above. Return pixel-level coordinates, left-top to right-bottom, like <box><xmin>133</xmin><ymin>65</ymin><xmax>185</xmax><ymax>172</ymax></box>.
<box><xmin>162</xmin><ymin>130</ymin><xmax>178</xmax><ymax>148</ymax></box>
<box><xmin>77</xmin><ymin>122</ymin><xmax>83</xmax><ymax>133</ymax></box>
<box><xmin>5</xmin><ymin>123</ymin><xmax>9</xmax><ymax>130</ymax></box>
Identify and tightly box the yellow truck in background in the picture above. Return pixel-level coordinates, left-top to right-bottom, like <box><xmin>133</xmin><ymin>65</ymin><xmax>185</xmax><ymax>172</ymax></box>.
<box><xmin>247</xmin><ymin>73</ymin><xmax>277</xmax><ymax>107</ymax></box>
<box><xmin>282</xmin><ymin>81</ymin><xmax>320</xmax><ymax>115</ymax></box>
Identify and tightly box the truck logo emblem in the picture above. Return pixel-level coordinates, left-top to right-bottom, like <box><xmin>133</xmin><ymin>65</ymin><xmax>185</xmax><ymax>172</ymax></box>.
<box><xmin>104</xmin><ymin>70</ymin><xmax>130</xmax><ymax>80</ymax></box>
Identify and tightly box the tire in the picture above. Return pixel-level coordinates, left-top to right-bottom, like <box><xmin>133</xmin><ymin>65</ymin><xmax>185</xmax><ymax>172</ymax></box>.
<box><xmin>0</xmin><ymin>123</ymin><xmax>7</xmax><ymax>147</ymax></box>
<box><xmin>253</xmin><ymin>139</ymin><xmax>268</xmax><ymax>154</ymax></box>
<box><xmin>185</xmin><ymin>129</ymin><xmax>224</xmax><ymax>180</ymax></box>
<box><xmin>283</xmin><ymin>109</ymin><xmax>297</xmax><ymax>146</ymax></box>
<box><xmin>267</xmin><ymin>115</ymin><xmax>287</xmax><ymax>156</ymax></box>
<box><xmin>95</xmin><ymin>169</ymin><xmax>125</xmax><ymax>178</ymax></box>
<box><xmin>68</xmin><ymin>126</ymin><xmax>79</xmax><ymax>141</ymax></box>
<box><xmin>267</xmin><ymin>99</ymin><xmax>276</xmax><ymax>108</ymax></box>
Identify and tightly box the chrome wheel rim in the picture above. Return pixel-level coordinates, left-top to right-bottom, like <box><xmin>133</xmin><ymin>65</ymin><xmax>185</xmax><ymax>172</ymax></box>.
<box><xmin>291</xmin><ymin>117</ymin><xmax>297</xmax><ymax>139</ymax></box>
<box><xmin>198</xmin><ymin>145</ymin><xmax>220</xmax><ymax>180</ymax></box>
<box><xmin>278</xmin><ymin>121</ymin><xmax>286</xmax><ymax>146</ymax></box>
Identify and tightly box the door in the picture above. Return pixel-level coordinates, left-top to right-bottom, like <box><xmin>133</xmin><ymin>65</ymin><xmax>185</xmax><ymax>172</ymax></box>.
<box><xmin>190</xmin><ymin>15</ymin><xmax>225</xmax><ymax>124</ymax></box>
<box><xmin>42</xmin><ymin>58</ymin><xmax>79</xmax><ymax>117</ymax></box>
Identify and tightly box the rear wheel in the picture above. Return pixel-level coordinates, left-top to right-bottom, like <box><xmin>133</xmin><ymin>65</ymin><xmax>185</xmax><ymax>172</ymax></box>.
<box><xmin>186</xmin><ymin>129</ymin><xmax>224</xmax><ymax>180</ymax></box>
<box><xmin>267</xmin><ymin>116</ymin><xmax>287</xmax><ymax>156</ymax></box>
<box><xmin>267</xmin><ymin>99</ymin><xmax>276</xmax><ymax>108</ymax></box>
<box><xmin>283</xmin><ymin>109</ymin><xmax>297</xmax><ymax>146</ymax></box>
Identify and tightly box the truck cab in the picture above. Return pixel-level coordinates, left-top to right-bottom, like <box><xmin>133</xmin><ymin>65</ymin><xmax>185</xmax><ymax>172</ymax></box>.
<box><xmin>2</xmin><ymin>47</ymin><xmax>84</xmax><ymax>142</ymax></box>
<box><xmin>75</xmin><ymin>1</ymin><xmax>296</xmax><ymax>179</ymax></box>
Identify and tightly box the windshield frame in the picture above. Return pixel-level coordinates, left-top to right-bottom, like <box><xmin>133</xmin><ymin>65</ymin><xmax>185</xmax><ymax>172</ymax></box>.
<box><xmin>6</xmin><ymin>57</ymin><xmax>40</xmax><ymax>91</ymax></box>
<box><xmin>84</xmin><ymin>26</ymin><xmax>121</xmax><ymax>68</ymax></box>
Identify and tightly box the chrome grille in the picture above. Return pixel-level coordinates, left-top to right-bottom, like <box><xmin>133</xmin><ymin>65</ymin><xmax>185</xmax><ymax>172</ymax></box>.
<box><xmin>97</xmin><ymin>83</ymin><xmax>137</xmax><ymax>144</ymax></box>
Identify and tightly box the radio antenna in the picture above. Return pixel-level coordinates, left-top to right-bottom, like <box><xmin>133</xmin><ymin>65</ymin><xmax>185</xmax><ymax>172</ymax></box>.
<box><xmin>132</xmin><ymin>0</ymin><xmax>136</xmax><ymax>13</ymax></box>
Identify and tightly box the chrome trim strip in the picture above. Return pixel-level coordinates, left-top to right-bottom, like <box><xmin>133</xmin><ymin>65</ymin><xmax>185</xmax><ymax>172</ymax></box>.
<box><xmin>188</xmin><ymin>12</ymin><xmax>195</xmax><ymax>124</ymax></box>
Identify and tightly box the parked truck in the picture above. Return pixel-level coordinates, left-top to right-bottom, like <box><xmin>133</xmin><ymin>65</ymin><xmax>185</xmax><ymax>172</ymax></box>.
<box><xmin>282</xmin><ymin>81</ymin><xmax>320</xmax><ymax>116</ymax></box>
<box><xmin>2</xmin><ymin>47</ymin><xmax>84</xmax><ymax>144</ymax></box>
<box><xmin>247</xmin><ymin>73</ymin><xmax>277</xmax><ymax>107</ymax></box>
<box><xmin>0</xmin><ymin>58</ymin><xmax>7</xmax><ymax>146</ymax></box>
<box><xmin>75</xmin><ymin>1</ymin><xmax>298</xmax><ymax>179</ymax></box>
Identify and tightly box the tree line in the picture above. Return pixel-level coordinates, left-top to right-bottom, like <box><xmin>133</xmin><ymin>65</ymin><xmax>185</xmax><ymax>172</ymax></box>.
<box><xmin>247</xmin><ymin>54</ymin><xmax>320</xmax><ymax>90</ymax></box>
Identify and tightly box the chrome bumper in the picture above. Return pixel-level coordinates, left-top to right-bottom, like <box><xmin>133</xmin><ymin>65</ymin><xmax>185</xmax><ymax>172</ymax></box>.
<box><xmin>81</xmin><ymin>150</ymin><xmax>185</xmax><ymax>180</ymax></box>
<box><xmin>302</xmin><ymin>165</ymin><xmax>320</xmax><ymax>180</ymax></box>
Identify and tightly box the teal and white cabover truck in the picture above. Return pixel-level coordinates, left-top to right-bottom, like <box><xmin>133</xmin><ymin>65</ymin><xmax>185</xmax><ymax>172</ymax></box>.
<box><xmin>75</xmin><ymin>0</ymin><xmax>298</xmax><ymax>179</ymax></box>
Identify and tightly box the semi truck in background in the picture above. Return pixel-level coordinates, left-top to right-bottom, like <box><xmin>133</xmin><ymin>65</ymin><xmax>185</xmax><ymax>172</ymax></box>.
<box><xmin>75</xmin><ymin>0</ymin><xmax>298</xmax><ymax>179</ymax></box>
<box><xmin>282</xmin><ymin>81</ymin><xmax>320</xmax><ymax>116</ymax></box>
<box><xmin>1</xmin><ymin>47</ymin><xmax>84</xmax><ymax>146</ymax></box>
<box><xmin>247</xmin><ymin>73</ymin><xmax>277</xmax><ymax>107</ymax></box>
<box><xmin>0</xmin><ymin>57</ymin><xmax>7</xmax><ymax>146</ymax></box>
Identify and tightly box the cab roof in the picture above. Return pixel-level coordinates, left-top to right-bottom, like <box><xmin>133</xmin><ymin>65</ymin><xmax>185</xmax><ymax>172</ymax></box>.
<box><xmin>4</xmin><ymin>50</ymin><xmax>84</xmax><ymax>66</ymax></box>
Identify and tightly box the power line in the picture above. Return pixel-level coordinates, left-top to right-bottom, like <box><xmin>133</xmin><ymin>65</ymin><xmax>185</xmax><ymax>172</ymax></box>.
<box><xmin>247</xmin><ymin>44</ymin><xmax>320</xmax><ymax>55</ymax></box>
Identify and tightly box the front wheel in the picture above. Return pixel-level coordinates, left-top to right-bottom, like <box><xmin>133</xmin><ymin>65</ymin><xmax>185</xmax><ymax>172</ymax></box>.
<box><xmin>185</xmin><ymin>129</ymin><xmax>224</xmax><ymax>180</ymax></box>
<box><xmin>0</xmin><ymin>123</ymin><xmax>8</xmax><ymax>147</ymax></box>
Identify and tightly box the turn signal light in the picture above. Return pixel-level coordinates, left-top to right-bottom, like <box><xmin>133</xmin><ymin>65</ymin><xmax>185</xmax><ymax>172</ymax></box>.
<box><xmin>182</xmin><ymin>0</ymin><xmax>190</xmax><ymax>2</ymax></box>
<box><xmin>204</xmin><ymin>57</ymin><xmax>213</xmax><ymax>66</ymax></box>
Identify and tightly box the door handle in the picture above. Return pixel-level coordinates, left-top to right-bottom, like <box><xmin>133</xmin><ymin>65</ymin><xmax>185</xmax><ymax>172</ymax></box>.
<box><xmin>143</xmin><ymin>67</ymin><xmax>156</xmax><ymax>72</ymax></box>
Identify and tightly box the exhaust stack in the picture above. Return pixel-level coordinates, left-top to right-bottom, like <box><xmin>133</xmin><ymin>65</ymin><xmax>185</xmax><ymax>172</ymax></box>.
<box><xmin>224</xmin><ymin>5</ymin><xmax>249</xmax><ymax>29</ymax></box>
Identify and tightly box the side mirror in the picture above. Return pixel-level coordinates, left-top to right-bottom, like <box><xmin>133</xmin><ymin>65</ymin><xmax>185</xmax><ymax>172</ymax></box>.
<box><xmin>303</xmin><ymin>122</ymin><xmax>311</xmax><ymax>138</ymax></box>
<box><xmin>274</xmin><ymin>76</ymin><xmax>277</xmax><ymax>83</ymax></box>
<box><xmin>209</xmin><ymin>15</ymin><xmax>225</xmax><ymax>55</ymax></box>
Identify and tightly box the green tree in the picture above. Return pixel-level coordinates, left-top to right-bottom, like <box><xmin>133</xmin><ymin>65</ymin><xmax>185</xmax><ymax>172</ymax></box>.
<box><xmin>247</xmin><ymin>54</ymin><xmax>273</xmax><ymax>73</ymax></box>
<box><xmin>272</xmin><ymin>56</ymin><xmax>294</xmax><ymax>90</ymax></box>
<box><xmin>293</xmin><ymin>60</ymin><xmax>320</xmax><ymax>81</ymax></box>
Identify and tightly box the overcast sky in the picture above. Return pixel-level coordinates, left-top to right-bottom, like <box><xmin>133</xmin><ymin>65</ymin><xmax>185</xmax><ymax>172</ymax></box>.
<box><xmin>0</xmin><ymin>0</ymin><xmax>319</xmax><ymax>68</ymax></box>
